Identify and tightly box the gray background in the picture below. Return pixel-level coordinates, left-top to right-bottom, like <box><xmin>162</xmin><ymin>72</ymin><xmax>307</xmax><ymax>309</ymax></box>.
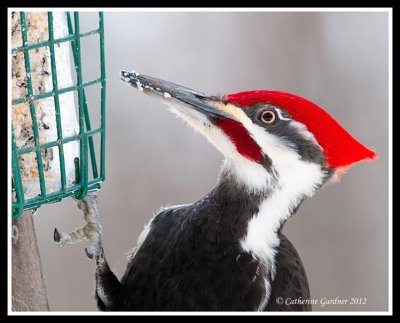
<box><xmin>33</xmin><ymin>11</ymin><xmax>388</xmax><ymax>311</ymax></box>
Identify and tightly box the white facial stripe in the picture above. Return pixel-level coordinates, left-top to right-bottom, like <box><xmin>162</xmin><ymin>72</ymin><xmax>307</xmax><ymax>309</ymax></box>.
<box><xmin>274</xmin><ymin>108</ymin><xmax>291</xmax><ymax>121</ymax></box>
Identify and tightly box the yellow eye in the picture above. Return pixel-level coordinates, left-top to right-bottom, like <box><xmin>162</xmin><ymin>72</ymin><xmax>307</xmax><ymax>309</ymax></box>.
<box><xmin>260</xmin><ymin>110</ymin><xmax>277</xmax><ymax>125</ymax></box>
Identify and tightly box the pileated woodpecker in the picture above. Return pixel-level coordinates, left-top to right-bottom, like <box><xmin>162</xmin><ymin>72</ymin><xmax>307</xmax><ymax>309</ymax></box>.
<box><xmin>93</xmin><ymin>71</ymin><xmax>377</xmax><ymax>311</ymax></box>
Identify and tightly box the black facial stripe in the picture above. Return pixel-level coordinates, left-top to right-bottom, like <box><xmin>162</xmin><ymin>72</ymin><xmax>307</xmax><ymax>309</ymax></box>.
<box><xmin>242</xmin><ymin>104</ymin><xmax>327</xmax><ymax>166</ymax></box>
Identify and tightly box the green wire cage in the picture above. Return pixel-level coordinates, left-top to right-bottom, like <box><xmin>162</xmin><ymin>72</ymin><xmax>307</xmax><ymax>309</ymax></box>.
<box><xmin>11</xmin><ymin>12</ymin><xmax>106</xmax><ymax>219</ymax></box>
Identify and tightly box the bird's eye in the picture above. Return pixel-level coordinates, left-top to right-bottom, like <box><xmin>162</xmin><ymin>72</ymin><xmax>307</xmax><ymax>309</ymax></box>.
<box><xmin>260</xmin><ymin>110</ymin><xmax>277</xmax><ymax>125</ymax></box>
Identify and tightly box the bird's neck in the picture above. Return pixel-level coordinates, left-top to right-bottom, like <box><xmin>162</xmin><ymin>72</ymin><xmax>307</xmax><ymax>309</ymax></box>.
<box><xmin>212</xmin><ymin>158</ymin><xmax>326</xmax><ymax>273</ymax></box>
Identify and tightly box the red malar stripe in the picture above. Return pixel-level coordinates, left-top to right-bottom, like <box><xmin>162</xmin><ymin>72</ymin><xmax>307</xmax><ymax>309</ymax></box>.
<box><xmin>216</xmin><ymin>118</ymin><xmax>264</xmax><ymax>163</ymax></box>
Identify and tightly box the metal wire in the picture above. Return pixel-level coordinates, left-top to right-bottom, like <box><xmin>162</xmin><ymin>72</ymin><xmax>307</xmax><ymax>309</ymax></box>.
<box><xmin>11</xmin><ymin>12</ymin><xmax>106</xmax><ymax>219</ymax></box>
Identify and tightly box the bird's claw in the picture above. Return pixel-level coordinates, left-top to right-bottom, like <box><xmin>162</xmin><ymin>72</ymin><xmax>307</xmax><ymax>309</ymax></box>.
<box><xmin>84</xmin><ymin>240</ymin><xmax>102</xmax><ymax>260</ymax></box>
<box><xmin>53</xmin><ymin>227</ymin><xmax>71</xmax><ymax>246</ymax></box>
<box><xmin>54</xmin><ymin>227</ymin><xmax>61</xmax><ymax>243</ymax></box>
<box><xmin>53</xmin><ymin>192</ymin><xmax>102</xmax><ymax>260</ymax></box>
<box><xmin>85</xmin><ymin>247</ymin><xmax>94</xmax><ymax>259</ymax></box>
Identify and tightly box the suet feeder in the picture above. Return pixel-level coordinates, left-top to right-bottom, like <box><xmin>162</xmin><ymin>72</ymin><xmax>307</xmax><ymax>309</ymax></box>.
<box><xmin>11</xmin><ymin>12</ymin><xmax>106</xmax><ymax>219</ymax></box>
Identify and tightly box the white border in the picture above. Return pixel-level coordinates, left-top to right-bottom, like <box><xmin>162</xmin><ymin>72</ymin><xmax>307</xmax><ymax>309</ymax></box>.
<box><xmin>6</xmin><ymin>7</ymin><xmax>392</xmax><ymax>12</ymax></box>
<box><xmin>8</xmin><ymin>7</ymin><xmax>392</xmax><ymax>316</ymax></box>
<box><xmin>8</xmin><ymin>7</ymin><xmax>13</xmax><ymax>317</ymax></box>
<box><xmin>387</xmin><ymin>7</ymin><xmax>393</xmax><ymax>316</ymax></box>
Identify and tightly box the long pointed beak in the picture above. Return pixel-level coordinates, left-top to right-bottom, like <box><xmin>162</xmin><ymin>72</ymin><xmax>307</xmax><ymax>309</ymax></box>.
<box><xmin>120</xmin><ymin>70</ymin><xmax>236</xmax><ymax>121</ymax></box>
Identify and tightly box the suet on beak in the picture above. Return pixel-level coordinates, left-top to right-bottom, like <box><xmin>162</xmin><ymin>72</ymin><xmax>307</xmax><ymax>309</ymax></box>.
<box><xmin>120</xmin><ymin>70</ymin><xmax>236</xmax><ymax>121</ymax></box>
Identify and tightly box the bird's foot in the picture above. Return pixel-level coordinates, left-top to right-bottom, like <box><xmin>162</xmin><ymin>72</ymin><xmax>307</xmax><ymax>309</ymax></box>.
<box><xmin>54</xmin><ymin>191</ymin><xmax>103</xmax><ymax>260</ymax></box>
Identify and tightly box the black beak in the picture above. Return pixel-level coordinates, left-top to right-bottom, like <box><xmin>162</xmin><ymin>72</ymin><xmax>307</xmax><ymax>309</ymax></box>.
<box><xmin>120</xmin><ymin>70</ymin><xmax>236</xmax><ymax>121</ymax></box>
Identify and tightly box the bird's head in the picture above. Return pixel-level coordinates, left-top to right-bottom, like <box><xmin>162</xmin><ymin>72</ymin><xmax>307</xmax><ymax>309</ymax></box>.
<box><xmin>121</xmin><ymin>70</ymin><xmax>377</xmax><ymax>193</ymax></box>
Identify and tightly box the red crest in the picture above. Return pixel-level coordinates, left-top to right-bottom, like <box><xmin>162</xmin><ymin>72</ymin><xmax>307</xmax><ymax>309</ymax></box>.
<box><xmin>225</xmin><ymin>91</ymin><xmax>377</xmax><ymax>168</ymax></box>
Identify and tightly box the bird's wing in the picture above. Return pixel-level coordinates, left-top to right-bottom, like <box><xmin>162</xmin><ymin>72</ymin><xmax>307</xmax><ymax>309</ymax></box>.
<box><xmin>127</xmin><ymin>204</ymin><xmax>190</xmax><ymax>262</ymax></box>
<box><xmin>264</xmin><ymin>233</ymin><xmax>312</xmax><ymax>311</ymax></box>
